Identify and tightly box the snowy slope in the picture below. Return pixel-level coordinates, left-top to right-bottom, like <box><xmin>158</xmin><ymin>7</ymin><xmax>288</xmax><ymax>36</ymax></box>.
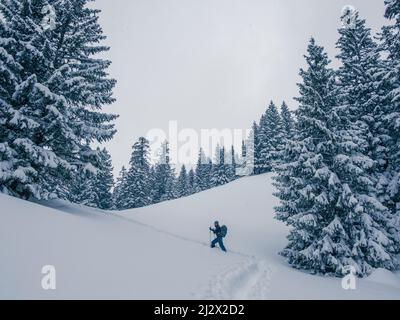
<box><xmin>1</xmin><ymin>174</ymin><xmax>400</xmax><ymax>299</ymax></box>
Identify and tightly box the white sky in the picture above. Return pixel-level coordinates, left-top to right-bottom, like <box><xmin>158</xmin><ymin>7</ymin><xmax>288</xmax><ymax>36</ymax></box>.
<box><xmin>92</xmin><ymin>0</ymin><xmax>386</xmax><ymax>176</ymax></box>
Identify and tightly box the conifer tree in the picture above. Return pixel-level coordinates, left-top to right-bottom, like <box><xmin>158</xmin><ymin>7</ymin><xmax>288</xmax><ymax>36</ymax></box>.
<box><xmin>113</xmin><ymin>166</ymin><xmax>128</xmax><ymax>210</ymax></box>
<box><xmin>0</xmin><ymin>0</ymin><xmax>117</xmax><ymax>199</ymax></box>
<box><xmin>211</xmin><ymin>146</ymin><xmax>230</xmax><ymax>186</ymax></box>
<box><xmin>153</xmin><ymin>141</ymin><xmax>176</xmax><ymax>202</ymax></box>
<box><xmin>280</xmin><ymin>101</ymin><xmax>295</xmax><ymax>140</ymax></box>
<box><xmin>123</xmin><ymin>137</ymin><xmax>152</xmax><ymax>209</ymax></box>
<box><xmin>148</xmin><ymin>165</ymin><xmax>158</xmax><ymax>204</ymax></box>
<box><xmin>187</xmin><ymin>168</ymin><xmax>195</xmax><ymax>195</ymax></box>
<box><xmin>95</xmin><ymin>148</ymin><xmax>114</xmax><ymax>210</ymax></box>
<box><xmin>333</xmin><ymin>12</ymin><xmax>397</xmax><ymax>274</ymax></box>
<box><xmin>176</xmin><ymin>165</ymin><xmax>189</xmax><ymax>197</ymax></box>
<box><xmin>194</xmin><ymin>148</ymin><xmax>210</xmax><ymax>192</ymax></box>
<box><xmin>258</xmin><ymin>101</ymin><xmax>284</xmax><ymax>172</ymax></box>
<box><xmin>381</xmin><ymin>0</ymin><xmax>400</xmax><ymax>248</ymax></box>
<box><xmin>252</xmin><ymin>121</ymin><xmax>262</xmax><ymax>175</ymax></box>
<box><xmin>76</xmin><ymin>175</ymin><xmax>99</xmax><ymax>208</ymax></box>
<box><xmin>227</xmin><ymin>145</ymin><xmax>237</xmax><ymax>181</ymax></box>
<box><xmin>274</xmin><ymin>38</ymin><xmax>341</xmax><ymax>274</ymax></box>
<box><xmin>275</xmin><ymin>26</ymin><xmax>398</xmax><ymax>276</ymax></box>
<box><xmin>161</xmin><ymin>171</ymin><xmax>177</xmax><ymax>202</ymax></box>
<box><xmin>204</xmin><ymin>157</ymin><xmax>213</xmax><ymax>189</ymax></box>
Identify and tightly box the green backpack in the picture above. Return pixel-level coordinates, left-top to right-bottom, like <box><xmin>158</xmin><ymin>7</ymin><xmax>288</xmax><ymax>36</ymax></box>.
<box><xmin>220</xmin><ymin>225</ymin><xmax>228</xmax><ymax>238</ymax></box>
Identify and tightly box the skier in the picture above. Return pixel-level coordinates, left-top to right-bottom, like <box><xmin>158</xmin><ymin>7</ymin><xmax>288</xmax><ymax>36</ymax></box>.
<box><xmin>209</xmin><ymin>221</ymin><xmax>227</xmax><ymax>252</ymax></box>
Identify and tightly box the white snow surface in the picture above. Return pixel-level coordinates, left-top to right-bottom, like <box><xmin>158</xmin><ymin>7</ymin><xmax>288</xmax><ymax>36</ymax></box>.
<box><xmin>1</xmin><ymin>174</ymin><xmax>400</xmax><ymax>299</ymax></box>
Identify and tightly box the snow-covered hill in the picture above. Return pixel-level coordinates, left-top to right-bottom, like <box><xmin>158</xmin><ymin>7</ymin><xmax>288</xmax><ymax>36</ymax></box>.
<box><xmin>1</xmin><ymin>174</ymin><xmax>400</xmax><ymax>299</ymax></box>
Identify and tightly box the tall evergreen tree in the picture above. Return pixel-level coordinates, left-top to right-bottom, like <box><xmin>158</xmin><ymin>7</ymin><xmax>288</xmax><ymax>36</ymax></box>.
<box><xmin>161</xmin><ymin>172</ymin><xmax>177</xmax><ymax>201</ymax></box>
<box><xmin>0</xmin><ymin>0</ymin><xmax>117</xmax><ymax>200</ymax></box>
<box><xmin>194</xmin><ymin>148</ymin><xmax>209</xmax><ymax>192</ymax></box>
<box><xmin>148</xmin><ymin>165</ymin><xmax>158</xmax><ymax>204</ymax></box>
<box><xmin>227</xmin><ymin>145</ymin><xmax>237</xmax><ymax>181</ymax></box>
<box><xmin>113</xmin><ymin>166</ymin><xmax>128</xmax><ymax>210</ymax></box>
<box><xmin>242</xmin><ymin>130</ymin><xmax>256</xmax><ymax>176</ymax></box>
<box><xmin>176</xmin><ymin>165</ymin><xmax>189</xmax><ymax>197</ymax></box>
<box><xmin>187</xmin><ymin>168</ymin><xmax>195</xmax><ymax>195</ymax></box>
<box><xmin>153</xmin><ymin>141</ymin><xmax>176</xmax><ymax>202</ymax></box>
<box><xmin>333</xmin><ymin>12</ymin><xmax>398</xmax><ymax>274</ymax></box>
<box><xmin>204</xmin><ymin>157</ymin><xmax>213</xmax><ymax>189</ymax></box>
<box><xmin>258</xmin><ymin>101</ymin><xmax>284</xmax><ymax>172</ymax></box>
<box><xmin>123</xmin><ymin>137</ymin><xmax>152</xmax><ymax>209</ymax></box>
<box><xmin>252</xmin><ymin>121</ymin><xmax>262</xmax><ymax>175</ymax></box>
<box><xmin>211</xmin><ymin>146</ymin><xmax>230</xmax><ymax>186</ymax></box>
<box><xmin>381</xmin><ymin>0</ymin><xmax>400</xmax><ymax>248</ymax></box>
<box><xmin>71</xmin><ymin>147</ymin><xmax>114</xmax><ymax>209</ymax></box>
<box><xmin>280</xmin><ymin>101</ymin><xmax>295</xmax><ymax>140</ymax></box>
<box><xmin>275</xmin><ymin>33</ymin><xmax>398</xmax><ymax>276</ymax></box>
<box><xmin>274</xmin><ymin>38</ymin><xmax>341</xmax><ymax>275</ymax></box>
<box><xmin>94</xmin><ymin>148</ymin><xmax>114</xmax><ymax>210</ymax></box>
<box><xmin>78</xmin><ymin>179</ymin><xmax>98</xmax><ymax>207</ymax></box>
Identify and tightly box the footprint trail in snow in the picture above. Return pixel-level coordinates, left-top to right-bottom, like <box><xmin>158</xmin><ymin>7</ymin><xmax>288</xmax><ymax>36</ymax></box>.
<box><xmin>199</xmin><ymin>259</ymin><xmax>273</xmax><ymax>300</ymax></box>
<box><xmin>114</xmin><ymin>213</ymin><xmax>254</xmax><ymax>259</ymax></box>
<box><xmin>114</xmin><ymin>213</ymin><xmax>272</xmax><ymax>299</ymax></box>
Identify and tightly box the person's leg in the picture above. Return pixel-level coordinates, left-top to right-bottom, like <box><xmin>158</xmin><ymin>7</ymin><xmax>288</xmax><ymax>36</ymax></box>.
<box><xmin>211</xmin><ymin>237</ymin><xmax>218</xmax><ymax>248</ymax></box>
<box><xmin>218</xmin><ymin>237</ymin><xmax>227</xmax><ymax>252</ymax></box>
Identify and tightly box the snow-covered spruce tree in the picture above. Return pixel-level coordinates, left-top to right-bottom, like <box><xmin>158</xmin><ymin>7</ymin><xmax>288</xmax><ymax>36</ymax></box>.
<box><xmin>66</xmin><ymin>146</ymin><xmax>114</xmax><ymax>210</ymax></box>
<box><xmin>333</xmin><ymin>12</ymin><xmax>398</xmax><ymax>274</ymax></box>
<box><xmin>68</xmin><ymin>147</ymin><xmax>114</xmax><ymax>209</ymax></box>
<box><xmin>0</xmin><ymin>0</ymin><xmax>117</xmax><ymax>200</ymax></box>
<box><xmin>337</xmin><ymin>11</ymin><xmax>390</xmax><ymax>179</ymax></box>
<box><xmin>252</xmin><ymin>121</ymin><xmax>263</xmax><ymax>175</ymax></box>
<box><xmin>211</xmin><ymin>146</ymin><xmax>230</xmax><ymax>187</ymax></box>
<box><xmin>113</xmin><ymin>166</ymin><xmax>128</xmax><ymax>210</ymax></box>
<box><xmin>94</xmin><ymin>148</ymin><xmax>114</xmax><ymax>210</ymax></box>
<box><xmin>153</xmin><ymin>141</ymin><xmax>176</xmax><ymax>203</ymax></box>
<box><xmin>161</xmin><ymin>171</ymin><xmax>177</xmax><ymax>202</ymax></box>
<box><xmin>0</xmin><ymin>8</ymin><xmax>23</xmax><ymax>196</ymax></box>
<box><xmin>148</xmin><ymin>165</ymin><xmax>158</xmax><ymax>204</ymax></box>
<box><xmin>73</xmin><ymin>173</ymin><xmax>98</xmax><ymax>207</ymax></box>
<box><xmin>123</xmin><ymin>137</ymin><xmax>152</xmax><ymax>209</ymax></box>
<box><xmin>381</xmin><ymin>0</ymin><xmax>400</xmax><ymax>248</ymax></box>
<box><xmin>176</xmin><ymin>165</ymin><xmax>189</xmax><ymax>197</ymax></box>
<box><xmin>194</xmin><ymin>148</ymin><xmax>210</xmax><ymax>192</ymax></box>
<box><xmin>226</xmin><ymin>145</ymin><xmax>237</xmax><ymax>181</ymax></box>
<box><xmin>275</xmin><ymin>34</ymin><xmax>398</xmax><ymax>276</ymax></box>
<box><xmin>66</xmin><ymin>146</ymin><xmax>97</xmax><ymax>207</ymax></box>
<box><xmin>280</xmin><ymin>101</ymin><xmax>295</xmax><ymax>140</ymax></box>
<box><xmin>258</xmin><ymin>101</ymin><xmax>284</xmax><ymax>172</ymax></box>
<box><xmin>187</xmin><ymin>168</ymin><xmax>195</xmax><ymax>195</ymax></box>
<box><xmin>202</xmin><ymin>157</ymin><xmax>213</xmax><ymax>189</ymax></box>
<box><xmin>254</xmin><ymin>111</ymin><xmax>267</xmax><ymax>174</ymax></box>
<box><xmin>242</xmin><ymin>129</ymin><xmax>256</xmax><ymax>176</ymax></box>
<box><xmin>274</xmin><ymin>38</ymin><xmax>341</xmax><ymax>275</ymax></box>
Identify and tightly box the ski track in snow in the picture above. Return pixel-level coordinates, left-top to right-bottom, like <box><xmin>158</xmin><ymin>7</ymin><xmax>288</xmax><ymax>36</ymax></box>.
<box><xmin>113</xmin><ymin>213</ymin><xmax>273</xmax><ymax>299</ymax></box>
<box><xmin>113</xmin><ymin>213</ymin><xmax>254</xmax><ymax>259</ymax></box>
<box><xmin>4</xmin><ymin>174</ymin><xmax>400</xmax><ymax>299</ymax></box>
<box><xmin>199</xmin><ymin>259</ymin><xmax>273</xmax><ymax>300</ymax></box>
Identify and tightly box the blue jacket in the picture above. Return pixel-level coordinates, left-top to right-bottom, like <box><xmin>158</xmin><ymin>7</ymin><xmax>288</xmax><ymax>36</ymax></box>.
<box><xmin>210</xmin><ymin>225</ymin><xmax>222</xmax><ymax>237</ymax></box>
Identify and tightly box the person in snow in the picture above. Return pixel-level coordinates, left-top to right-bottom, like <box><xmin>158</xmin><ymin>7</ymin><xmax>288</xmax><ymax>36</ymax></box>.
<box><xmin>209</xmin><ymin>221</ymin><xmax>227</xmax><ymax>252</ymax></box>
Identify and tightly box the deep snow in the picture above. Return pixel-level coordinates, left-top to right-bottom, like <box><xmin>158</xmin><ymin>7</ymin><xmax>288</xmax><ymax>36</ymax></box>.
<box><xmin>0</xmin><ymin>174</ymin><xmax>399</xmax><ymax>299</ymax></box>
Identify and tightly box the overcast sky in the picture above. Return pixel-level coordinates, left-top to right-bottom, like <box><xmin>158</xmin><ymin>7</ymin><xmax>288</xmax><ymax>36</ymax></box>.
<box><xmin>93</xmin><ymin>0</ymin><xmax>386</xmax><ymax>176</ymax></box>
